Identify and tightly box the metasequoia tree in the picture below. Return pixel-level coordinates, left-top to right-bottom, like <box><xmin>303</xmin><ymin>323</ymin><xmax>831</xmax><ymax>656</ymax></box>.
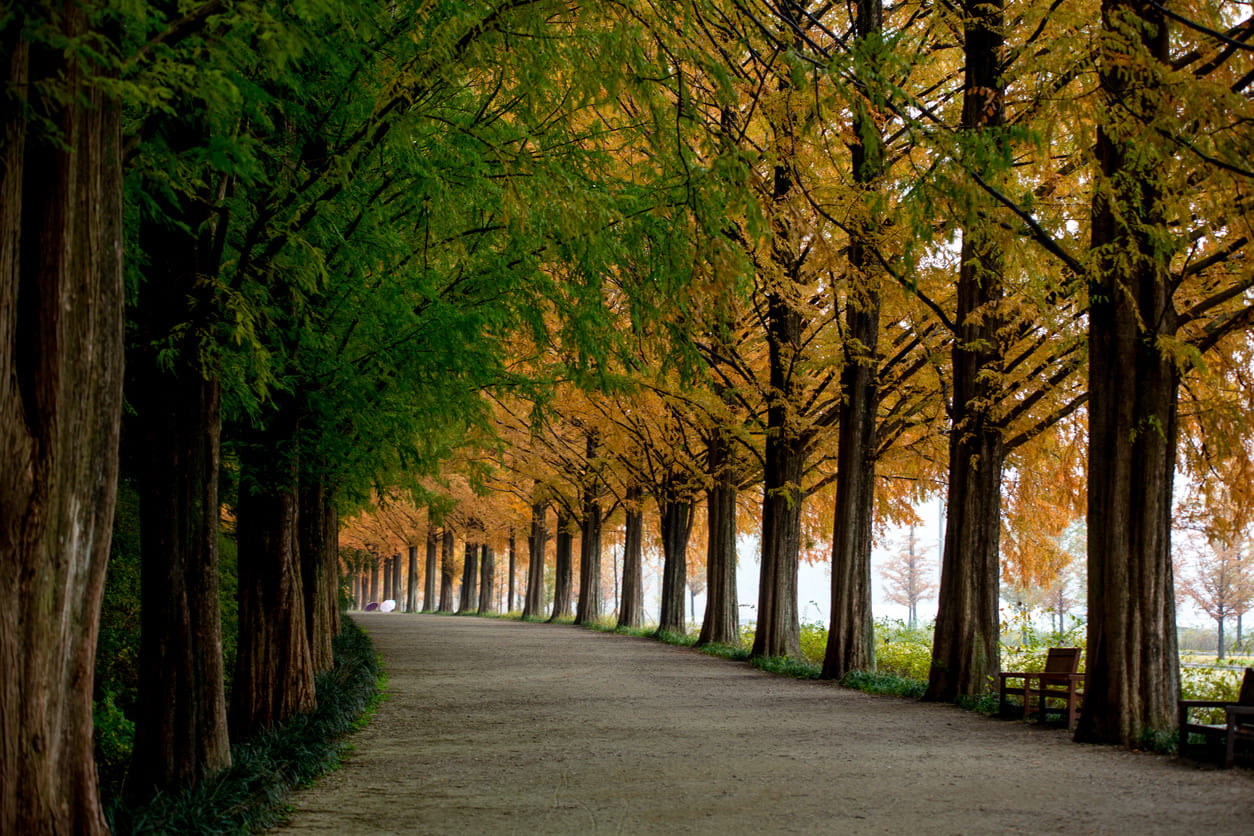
<box><xmin>1178</xmin><ymin>539</ymin><xmax>1254</xmax><ymax>660</ymax></box>
<box><xmin>0</xmin><ymin>1</ymin><xmax>123</xmax><ymax>830</ymax></box>
<box><xmin>880</xmin><ymin>528</ymin><xmax>936</xmax><ymax>630</ymax></box>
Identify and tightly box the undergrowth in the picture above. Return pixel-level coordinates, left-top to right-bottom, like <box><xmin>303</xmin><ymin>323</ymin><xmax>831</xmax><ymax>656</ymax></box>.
<box><xmin>106</xmin><ymin>618</ymin><xmax>383</xmax><ymax>835</ymax></box>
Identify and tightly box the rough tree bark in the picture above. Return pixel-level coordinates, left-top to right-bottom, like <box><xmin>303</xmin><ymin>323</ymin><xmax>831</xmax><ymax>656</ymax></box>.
<box><xmin>698</xmin><ymin>432</ymin><xmax>739</xmax><ymax>646</ymax></box>
<box><xmin>439</xmin><ymin>529</ymin><xmax>456</xmax><ymax>612</ymax></box>
<box><xmin>383</xmin><ymin>555</ymin><xmax>392</xmax><ymax>602</ymax></box>
<box><xmin>369</xmin><ymin>556</ymin><xmax>380</xmax><ymax>604</ymax></box>
<box><xmin>823</xmin><ymin>0</ymin><xmax>883</xmax><ymax>683</ymax></box>
<box><xmin>478</xmin><ymin>544</ymin><xmax>496</xmax><ymax>615</ymax></box>
<box><xmin>523</xmin><ymin>501</ymin><xmax>548</xmax><ymax>618</ymax></box>
<box><xmin>423</xmin><ymin>528</ymin><xmax>438</xmax><ymax>612</ymax></box>
<box><xmin>458</xmin><ymin>540</ymin><xmax>478</xmax><ymax>613</ymax></box>
<box><xmin>298</xmin><ymin>473</ymin><xmax>339</xmax><ymax>673</ymax></box>
<box><xmin>0</xmin><ymin>4</ymin><xmax>123</xmax><ymax>829</ymax></box>
<box><xmin>550</xmin><ymin>511</ymin><xmax>575</xmax><ymax>621</ymax></box>
<box><xmin>230</xmin><ymin>447</ymin><xmax>316</xmax><ymax>740</ymax></box>
<box><xmin>619</xmin><ymin>487</ymin><xmax>646</xmax><ymax>629</ymax></box>
<box><xmin>925</xmin><ymin>0</ymin><xmax>1008</xmax><ymax>702</ymax></box>
<box><xmin>1078</xmin><ymin>0</ymin><xmax>1179</xmax><ymax>744</ymax></box>
<box><xmin>507</xmin><ymin>531</ymin><xmax>517</xmax><ymax>613</ymax></box>
<box><xmin>576</xmin><ymin>438</ymin><xmax>604</xmax><ymax>624</ymax></box>
<box><xmin>406</xmin><ymin>544</ymin><xmax>419</xmax><ymax>613</ymax></box>
<box><xmin>659</xmin><ymin>477</ymin><xmax>694</xmax><ymax>634</ymax></box>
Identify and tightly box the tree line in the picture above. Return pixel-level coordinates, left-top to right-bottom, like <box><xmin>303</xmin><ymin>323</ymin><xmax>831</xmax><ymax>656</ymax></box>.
<box><xmin>2</xmin><ymin>0</ymin><xmax>1253</xmax><ymax>831</ymax></box>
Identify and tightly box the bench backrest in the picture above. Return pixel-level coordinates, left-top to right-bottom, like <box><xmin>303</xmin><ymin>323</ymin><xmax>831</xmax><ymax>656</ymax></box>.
<box><xmin>1240</xmin><ymin>668</ymin><xmax>1254</xmax><ymax>707</ymax></box>
<box><xmin>1044</xmin><ymin>647</ymin><xmax>1081</xmax><ymax>674</ymax></box>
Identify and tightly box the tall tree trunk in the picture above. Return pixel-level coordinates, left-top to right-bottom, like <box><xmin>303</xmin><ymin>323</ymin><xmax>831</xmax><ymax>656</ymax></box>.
<box><xmin>478</xmin><ymin>545</ymin><xmax>496</xmax><ymax>614</ymax></box>
<box><xmin>1078</xmin><ymin>0</ymin><xmax>1180</xmax><ymax>745</ymax></box>
<box><xmin>298</xmin><ymin>473</ymin><xmax>337</xmax><ymax>673</ymax></box>
<box><xmin>550</xmin><ymin>511</ymin><xmax>575</xmax><ymax>621</ymax></box>
<box><xmin>231</xmin><ymin>449</ymin><xmax>316</xmax><ymax>740</ymax></box>
<box><xmin>382</xmin><ymin>552</ymin><xmax>392</xmax><ymax>602</ymax></box>
<box><xmin>699</xmin><ymin>434</ymin><xmax>739</xmax><ymax>645</ymax></box>
<box><xmin>507</xmin><ymin>531</ymin><xmax>517</xmax><ymax>612</ymax></box>
<box><xmin>424</xmin><ymin>529</ymin><xmax>438</xmax><ymax>611</ymax></box>
<box><xmin>924</xmin><ymin>0</ymin><xmax>1008</xmax><ymax>703</ymax></box>
<box><xmin>0</xmin><ymin>6</ymin><xmax>122</xmax><ymax>828</ymax></box>
<box><xmin>659</xmin><ymin>481</ymin><xmax>693</xmax><ymax>634</ymax></box>
<box><xmin>407</xmin><ymin>544</ymin><xmax>420</xmax><ymax>613</ymax></box>
<box><xmin>440</xmin><ymin>529</ymin><xmax>456</xmax><ymax>611</ymax></box>
<box><xmin>524</xmin><ymin>501</ymin><xmax>548</xmax><ymax>618</ymax></box>
<box><xmin>823</xmin><ymin>0</ymin><xmax>883</xmax><ymax>682</ymax></box>
<box><xmin>619</xmin><ymin>487</ymin><xmax>646</xmax><ymax>629</ymax></box>
<box><xmin>458</xmin><ymin>541</ymin><xmax>478</xmax><ymax>613</ymax></box>
<box><xmin>576</xmin><ymin>451</ymin><xmax>604</xmax><ymax>625</ymax></box>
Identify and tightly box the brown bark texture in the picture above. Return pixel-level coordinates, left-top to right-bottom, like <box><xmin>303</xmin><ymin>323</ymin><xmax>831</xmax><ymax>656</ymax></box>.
<box><xmin>658</xmin><ymin>486</ymin><xmax>693</xmax><ymax>634</ymax></box>
<box><xmin>299</xmin><ymin>476</ymin><xmax>339</xmax><ymax>673</ymax></box>
<box><xmin>230</xmin><ymin>455</ymin><xmax>317</xmax><ymax>740</ymax></box>
<box><xmin>458</xmin><ymin>541</ymin><xmax>478</xmax><ymax>613</ymax></box>
<box><xmin>507</xmin><ymin>531</ymin><xmax>516</xmax><ymax>613</ymax></box>
<box><xmin>0</xmin><ymin>4</ymin><xmax>122</xmax><ymax>830</ymax></box>
<box><xmin>575</xmin><ymin>495</ymin><xmax>603</xmax><ymax>624</ymax></box>
<box><xmin>1078</xmin><ymin>0</ymin><xmax>1180</xmax><ymax>744</ymax></box>
<box><xmin>618</xmin><ymin>488</ymin><xmax>645</xmax><ymax>629</ymax></box>
<box><xmin>439</xmin><ymin>529</ymin><xmax>456</xmax><ymax>612</ymax></box>
<box><xmin>523</xmin><ymin>501</ymin><xmax>548</xmax><ymax>618</ymax></box>
<box><xmin>550</xmin><ymin>511</ymin><xmax>575</xmax><ymax>620</ymax></box>
<box><xmin>925</xmin><ymin>0</ymin><xmax>1007</xmax><ymax>702</ymax></box>
<box><xmin>407</xmin><ymin>544</ymin><xmax>420</xmax><ymax>613</ymax></box>
<box><xmin>823</xmin><ymin>0</ymin><xmax>883</xmax><ymax>683</ymax></box>
<box><xmin>478</xmin><ymin>544</ymin><xmax>495</xmax><ymax>615</ymax></box>
<box><xmin>423</xmin><ymin>529</ymin><xmax>438</xmax><ymax>612</ymax></box>
<box><xmin>698</xmin><ymin>433</ymin><xmax>739</xmax><ymax>646</ymax></box>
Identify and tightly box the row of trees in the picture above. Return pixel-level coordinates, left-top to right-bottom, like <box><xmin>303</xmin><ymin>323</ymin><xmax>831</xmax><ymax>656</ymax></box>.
<box><xmin>2</xmin><ymin>0</ymin><xmax>1252</xmax><ymax>830</ymax></box>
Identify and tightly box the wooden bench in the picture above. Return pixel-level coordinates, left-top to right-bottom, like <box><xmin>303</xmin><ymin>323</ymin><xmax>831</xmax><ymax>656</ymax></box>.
<box><xmin>999</xmin><ymin>647</ymin><xmax>1085</xmax><ymax>729</ymax></box>
<box><xmin>1179</xmin><ymin>666</ymin><xmax>1254</xmax><ymax>768</ymax></box>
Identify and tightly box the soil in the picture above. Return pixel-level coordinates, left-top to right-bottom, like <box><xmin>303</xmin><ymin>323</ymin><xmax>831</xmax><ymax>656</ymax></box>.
<box><xmin>280</xmin><ymin>614</ymin><xmax>1253</xmax><ymax>835</ymax></box>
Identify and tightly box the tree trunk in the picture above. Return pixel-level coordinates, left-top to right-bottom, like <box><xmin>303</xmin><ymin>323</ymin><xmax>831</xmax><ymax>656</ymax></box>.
<box><xmin>576</xmin><ymin>486</ymin><xmax>603</xmax><ymax>624</ymax></box>
<box><xmin>1078</xmin><ymin>0</ymin><xmax>1180</xmax><ymax>745</ymax></box>
<box><xmin>823</xmin><ymin>0</ymin><xmax>883</xmax><ymax>683</ymax></box>
<box><xmin>699</xmin><ymin>434</ymin><xmax>739</xmax><ymax>646</ymax></box>
<box><xmin>507</xmin><ymin>531</ymin><xmax>517</xmax><ymax>612</ymax></box>
<box><xmin>298</xmin><ymin>474</ymin><xmax>338</xmax><ymax>673</ymax></box>
<box><xmin>439</xmin><ymin>529</ymin><xmax>456</xmax><ymax>611</ymax></box>
<box><xmin>1216</xmin><ymin>617</ymin><xmax>1226</xmax><ymax>661</ymax></box>
<box><xmin>458</xmin><ymin>541</ymin><xmax>478</xmax><ymax>613</ymax></box>
<box><xmin>478</xmin><ymin>544</ymin><xmax>496</xmax><ymax>614</ymax></box>
<box><xmin>407</xmin><ymin>544</ymin><xmax>420</xmax><ymax>613</ymax></box>
<box><xmin>659</xmin><ymin>483</ymin><xmax>693</xmax><ymax>634</ymax></box>
<box><xmin>424</xmin><ymin>528</ymin><xmax>438</xmax><ymax>611</ymax></box>
<box><xmin>924</xmin><ymin>0</ymin><xmax>1008</xmax><ymax>703</ymax></box>
<box><xmin>231</xmin><ymin>450</ymin><xmax>316</xmax><ymax>740</ymax></box>
<box><xmin>550</xmin><ymin>511</ymin><xmax>575</xmax><ymax>620</ymax></box>
<box><xmin>0</xmin><ymin>6</ymin><xmax>123</xmax><ymax>828</ymax></box>
<box><xmin>619</xmin><ymin>487</ymin><xmax>646</xmax><ymax>629</ymax></box>
<box><xmin>383</xmin><ymin>555</ymin><xmax>393</xmax><ymax>602</ymax></box>
<box><xmin>523</xmin><ymin>501</ymin><xmax>549</xmax><ymax>618</ymax></box>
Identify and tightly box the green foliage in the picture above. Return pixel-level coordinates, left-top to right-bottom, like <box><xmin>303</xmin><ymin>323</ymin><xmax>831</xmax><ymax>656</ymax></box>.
<box><xmin>96</xmin><ymin>480</ymin><xmax>142</xmax><ymax>711</ymax></box>
<box><xmin>1180</xmin><ymin>662</ymin><xmax>1247</xmax><ymax>723</ymax></box>
<box><xmin>653</xmin><ymin>628</ymin><xmax>697</xmax><ymax>648</ymax></box>
<box><xmin>840</xmin><ymin>670</ymin><xmax>927</xmax><ymax>699</ymax></box>
<box><xmin>106</xmin><ymin>618</ymin><xmax>381</xmax><ymax>834</ymax></box>
<box><xmin>94</xmin><ymin>691</ymin><xmax>136</xmax><ymax>805</ymax></box>
<box><xmin>799</xmin><ymin>622</ymin><xmax>828</xmax><ymax>665</ymax></box>
<box><xmin>751</xmin><ymin>656</ymin><xmax>822</xmax><ymax>680</ymax></box>
<box><xmin>874</xmin><ymin>619</ymin><xmax>935</xmax><ymax>682</ymax></box>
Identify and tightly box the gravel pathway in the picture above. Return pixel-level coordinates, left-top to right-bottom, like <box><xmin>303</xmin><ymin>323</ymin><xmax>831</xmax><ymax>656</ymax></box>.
<box><xmin>280</xmin><ymin>614</ymin><xmax>1253</xmax><ymax>834</ymax></box>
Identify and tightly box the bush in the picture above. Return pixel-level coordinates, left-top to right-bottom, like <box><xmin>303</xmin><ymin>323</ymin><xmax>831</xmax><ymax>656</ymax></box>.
<box><xmin>94</xmin><ymin>690</ymin><xmax>135</xmax><ymax>804</ymax></box>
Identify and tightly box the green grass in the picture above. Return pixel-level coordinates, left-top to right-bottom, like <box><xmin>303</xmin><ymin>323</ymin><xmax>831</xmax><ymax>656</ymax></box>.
<box><xmin>106</xmin><ymin>617</ymin><xmax>382</xmax><ymax>835</ymax></box>
<box><xmin>841</xmin><ymin>669</ymin><xmax>927</xmax><ymax>698</ymax></box>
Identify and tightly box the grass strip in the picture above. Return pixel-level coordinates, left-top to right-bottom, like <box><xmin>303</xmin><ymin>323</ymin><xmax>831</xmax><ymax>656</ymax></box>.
<box><xmin>108</xmin><ymin>617</ymin><xmax>383</xmax><ymax>834</ymax></box>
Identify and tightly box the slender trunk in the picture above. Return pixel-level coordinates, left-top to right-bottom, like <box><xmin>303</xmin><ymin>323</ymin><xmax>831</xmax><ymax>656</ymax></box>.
<box><xmin>382</xmin><ymin>553</ymin><xmax>393</xmax><ymax>602</ymax></box>
<box><xmin>458</xmin><ymin>541</ymin><xmax>478</xmax><ymax>613</ymax></box>
<box><xmin>369</xmin><ymin>558</ymin><xmax>379</xmax><ymax>603</ymax></box>
<box><xmin>423</xmin><ymin>529</ymin><xmax>438</xmax><ymax>611</ymax></box>
<box><xmin>231</xmin><ymin>448</ymin><xmax>316</xmax><ymax>739</ymax></box>
<box><xmin>550</xmin><ymin>511</ymin><xmax>575</xmax><ymax>620</ymax></box>
<box><xmin>1078</xmin><ymin>0</ymin><xmax>1180</xmax><ymax>744</ymax></box>
<box><xmin>699</xmin><ymin>434</ymin><xmax>739</xmax><ymax>646</ymax></box>
<box><xmin>478</xmin><ymin>545</ymin><xmax>496</xmax><ymax>614</ymax></box>
<box><xmin>659</xmin><ymin>485</ymin><xmax>694</xmax><ymax>634</ymax></box>
<box><xmin>524</xmin><ymin>502</ymin><xmax>548</xmax><ymax>618</ymax></box>
<box><xmin>753</xmin><ymin>399</ymin><xmax>804</xmax><ymax>658</ymax></box>
<box><xmin>576</xmin><ymin>461</ymin><xmax>604</xmax><ymax>625</ymax></box>
<box><xmin>439</xmin><ymin>530</ymin><xmax>455</xmax><ymax>611</ymax></box>
<box><xmin>619</xmin><ymin>487</ymin><xmax>646</xmax><ymax>629</ymax></box>
<box><xmin>0</xmin><ymin>7</ymin><xmax>122</xmax><ymax>828</ymax></box>
<box><xmin>507</xmin><ymin>531</ymin><xmax>517</xmax><ymax>612</ymax></box>
<box><xmin>406</xmin><ymin>544</ymin><xmax>419</xmax><ymax>613</ymax></box>
<box><xmin>1217</xmin><ymin>617</ymin><xmax>1226</xmax><ymax>661</ymax></box>
<box><xmin>924</xmin><ymin>0</ymin><xmax>1008</xmax><ymax>702</ymax></box>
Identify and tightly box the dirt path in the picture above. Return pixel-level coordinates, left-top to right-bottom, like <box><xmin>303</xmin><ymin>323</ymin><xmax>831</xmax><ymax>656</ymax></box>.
<box><xmin>281</xmin><ymin>614</ymin><xmax>1252</xmax><ymax>834</ymax></box>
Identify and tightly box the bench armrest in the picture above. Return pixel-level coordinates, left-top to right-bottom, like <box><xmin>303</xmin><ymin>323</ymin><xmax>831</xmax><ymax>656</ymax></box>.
<box><xmin>1179</xmin><ymin>699</ymin><xmax>1232</xmax><ymax>709</ymax></box>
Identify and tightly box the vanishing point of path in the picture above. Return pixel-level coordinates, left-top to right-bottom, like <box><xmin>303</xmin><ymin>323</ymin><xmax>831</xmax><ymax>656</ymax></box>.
<box><xmin>282</xmin><ymin>614</ymin><xmax>1252</xmax><ymax>835</ymax></box>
